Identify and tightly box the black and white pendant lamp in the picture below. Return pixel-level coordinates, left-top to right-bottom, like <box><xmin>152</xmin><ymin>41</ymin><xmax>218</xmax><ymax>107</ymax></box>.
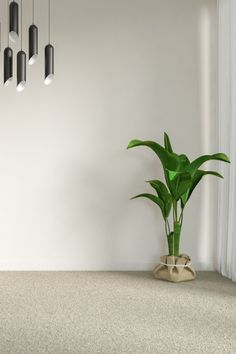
<box><xmin>2</xmin><ymin>0</ymin><xmax>55</xmax><ymax>90</ymax></box>
<box><xmin>28</xmin><ymin>0</ymin><xmax>38</xmax><ymax>65</ymax></box>
<box><xmin>44</xmin><ymin>0</ymin><xmax>54</xmax><ymax>85</ymax></box>
<box><xmin>9</xmin><ymin>0</ymin><xmax>18</xmax><ymax>42</ymax></box>
<box><xmin>4</xmin><ymin>46</ymin><xmax>13</xmax><ymax>86</ymax></box>
<box><xmin>16</xmin><ymin>0</ymin><xmax>26</xmax><ymax>92</ymax></box>
<box><xmin>4</xmin><ymin>4</ymin><xmax>13</xmax><ymax>86</ymax></box>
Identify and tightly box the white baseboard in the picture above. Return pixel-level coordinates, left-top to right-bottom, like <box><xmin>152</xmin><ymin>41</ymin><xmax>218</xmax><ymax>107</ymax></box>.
<box><xmin>193</xmin><ymin>262</ymin><xmax>215</xmax><ymax>271</ymax></box>
<box><xmin>0</xmin><ymin>260</ymin><xmax>216</xmax><ymax>271</ymax></box>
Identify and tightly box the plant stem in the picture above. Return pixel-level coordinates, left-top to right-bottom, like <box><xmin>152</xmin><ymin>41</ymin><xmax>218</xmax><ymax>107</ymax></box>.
<box><xmin>178</xmin><ymin>210</ymin><xmax>183</xmax><ymax>223</ymax></box>
<box><xmin>173</xmin><ymin>200</ymin><xmax>178</xmax><ymax>222</ymax></box>
<box><xmin>166</xmin><ymin>219</ymin><xmax>170</xmax><ymax>234</ymax></box>
<box><xmin>180</xmin><ymin>213</ymin><xmax>184</xmax><ymax>227</ymax></box>
<box><xmin>178</xmin><ymin>205</ymin><xmax>184</xmax><ymax>225</ymax></box>
<box><xmin>166</xmin><ymin>199</ymin><xmax>182</xmax><ymax>256</ymax></box>
<box><xmin>165</xmin><ymin>220</ymin><xmax>168</xmax><ymax>237</ymax></box>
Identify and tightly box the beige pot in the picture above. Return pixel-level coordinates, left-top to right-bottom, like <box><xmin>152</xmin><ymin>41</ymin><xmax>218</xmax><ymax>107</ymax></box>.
<box><xmin>153</xmin><ymin>254</ymin><xmax>196</xmax><ymax>282</ymax></box>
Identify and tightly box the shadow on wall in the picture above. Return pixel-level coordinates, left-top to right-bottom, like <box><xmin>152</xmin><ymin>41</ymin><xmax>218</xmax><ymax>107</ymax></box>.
<box><xmin>60</xmin><ymin>150</ymin><xmax>166</xmax><ymax>270</ymax></box>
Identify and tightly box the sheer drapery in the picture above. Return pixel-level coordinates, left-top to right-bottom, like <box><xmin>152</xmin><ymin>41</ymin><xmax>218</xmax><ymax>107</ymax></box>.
<box><xmin>217</xmin><ymin>0</ymin><xmax>236</xmax><ymax>281</ymax></box>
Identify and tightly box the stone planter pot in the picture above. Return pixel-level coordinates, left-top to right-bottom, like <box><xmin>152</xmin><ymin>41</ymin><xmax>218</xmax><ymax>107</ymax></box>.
<box><xmin>153</xmin><ymin>254</ymin><xmax>196</xmax><ymax>282</ymax></box>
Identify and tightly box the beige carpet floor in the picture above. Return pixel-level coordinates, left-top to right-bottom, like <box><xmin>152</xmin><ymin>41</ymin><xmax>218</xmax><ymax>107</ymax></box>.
<box><xmin>0</xmin><ymin>271</ymin><xmax>235</xmax><ymax>353</ymax></box>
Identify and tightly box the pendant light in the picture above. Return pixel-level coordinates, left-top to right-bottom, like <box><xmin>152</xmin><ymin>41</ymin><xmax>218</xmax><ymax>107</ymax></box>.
<box><xmin>4</xmin><ymin>47</ymin><xmax>13</xmax><ymax>86</ymax></box>
<box><xmin>44</xmin><ymin>0</ymin><xmax>54</xmax><ymax>85</ymax></box>
<box><xmin>29</xmin><ymin>0</ymin><xmax>38</xmax><ymax>65</ymax></box>
<box><xmin>4</xmin><ymin>1</ymin><xmax>13</xmax><ymax>86</ymax></box>
<box><xmin>17</xmin><ymin>0</ymin><xmax>26</xmax><ymax>92</ymax></box>
<box><xmin>9</xmin><ymin>0</ymin><xmax>18</xmax><ymax>42</ymax></box>
<box><xmin>2</xmin><ymin>0</ymin><xmax>55</xmax><ymax>90</ymax></box>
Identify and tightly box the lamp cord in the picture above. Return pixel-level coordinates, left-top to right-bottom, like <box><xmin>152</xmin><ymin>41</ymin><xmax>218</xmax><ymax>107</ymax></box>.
<box><xmin>20</xmin><ymin>0</ymin><xmax>22</xmax><ymax>50</ymax></box>
<box><xmin>32</xmin><ymin>0</ymin><xmax>34</xmax><ymax>24</ymax></box>
<box><xmin>48</xmin><ymin>0</ymin><xmax>50</xmax><ymax>44</ymax></box>
<box><xmin>7</xmin><ymin>0</ymin><xmax>9</xmax><ymax>46</ymax></box>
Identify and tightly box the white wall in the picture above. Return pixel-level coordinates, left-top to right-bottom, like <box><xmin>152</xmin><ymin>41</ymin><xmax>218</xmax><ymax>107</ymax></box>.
<box><xmin>0</xmin><ymin>0</ymin><xmax>218</xmax><ymax>270</ymax></box>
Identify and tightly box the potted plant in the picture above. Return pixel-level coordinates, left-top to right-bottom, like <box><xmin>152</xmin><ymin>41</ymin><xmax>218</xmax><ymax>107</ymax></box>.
<box><xmin>127</xmin><ymin>133</ymin><xmax>230</xmax><ymax>282</ymax></box>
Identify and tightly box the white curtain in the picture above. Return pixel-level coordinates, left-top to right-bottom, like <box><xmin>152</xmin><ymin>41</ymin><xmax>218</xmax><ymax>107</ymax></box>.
<box><xmin>217</xmin><ymin>0</ymin><xmax>236</xmax><ymax>281</ymax></box>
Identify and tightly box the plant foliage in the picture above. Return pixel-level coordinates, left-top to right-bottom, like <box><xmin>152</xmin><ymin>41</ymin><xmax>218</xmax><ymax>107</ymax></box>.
<box><xmin>127</xmin><ymin>133</ymin><xmax>230</xmax><ymax>256</ymax></box>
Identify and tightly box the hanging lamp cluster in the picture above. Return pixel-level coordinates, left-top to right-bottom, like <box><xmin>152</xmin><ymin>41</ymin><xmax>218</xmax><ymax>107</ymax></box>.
<box><xmin>3</xmin><ymin>0</ymin><xmax>54</xmax><ymax>92</ymax></box>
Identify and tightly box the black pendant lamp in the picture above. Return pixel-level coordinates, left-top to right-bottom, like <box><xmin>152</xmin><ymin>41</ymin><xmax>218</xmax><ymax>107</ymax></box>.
<box><xmin>9</xmin><ymin>0</ymin><xmax>19</xmax><ymax>42</ymax></box>
<box><xmin>17</xmin><ymin>0</ymin><xmax>26</xmax><ymax>92</ymax></box>
<box><xmin>4</xmin><ymin>47</ymin><xmax>13</xmax><ymax>86</ymax></box>
<box><xmin>4</xmin><ymin>1</ymin><xmax>13</xmax><ymax>86</ymax></box>
<box><xmin>29</xmin><ymin>0</ymin><xmax>38</xmax><ymax>65</ymax></box>
<box><xmin>44</xmin><ymin>0</ymin><xmax>54</xmax><ymax>85</ymax></box>
<box><xmin>17</xmin><ymin>50</ymin><xmax>26</xmax><ymax>91</ymax></box>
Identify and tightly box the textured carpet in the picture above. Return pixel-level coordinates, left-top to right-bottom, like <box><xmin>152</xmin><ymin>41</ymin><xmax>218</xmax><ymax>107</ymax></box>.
<box><xmin>0</xmin><ymin>272</ymin><xmax>235</xmax><ymax>353</ymax></box>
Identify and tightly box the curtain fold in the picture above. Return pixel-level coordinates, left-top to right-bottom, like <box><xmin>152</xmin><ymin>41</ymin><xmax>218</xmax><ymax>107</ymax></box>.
<box><xmin>217</xmin><ymin>0</ymin><xmax>236</xmax><ymax>281</ymax></box>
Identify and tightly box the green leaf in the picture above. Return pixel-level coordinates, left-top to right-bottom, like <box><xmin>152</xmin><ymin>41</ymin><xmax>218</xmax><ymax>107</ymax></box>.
<box><xmin>167</xmin><ymin>170</ymin><xmax>178</xmax><ymax>181</ymax></box>
<box><xmin>181</xmin><ymin>170</ymin><xmax>224</xmax><ymax>206</ymax></box>
<box><xmin>186</xmin><ymin>153</ymin><xmax>230</xmax><ymax>177</ymax></box>
<box><xmin>131</xmin><ymin>193</ymin><xmax>166</xmax><ymax>218</ymax></box>
<box><xmin>178</xmin><ymin>154</ymin><xmax>190</xmax><ymax>168</ymax></box>
<box><xmin>127</xmin><ymin>139</ymin><xmax>229</xmax><ymax>203</ymax></box>
<box><xmin>169</xmin><ymin>171</ymin><xmax>192</xmax><ymax>200</ymax></box>
<box><xmin>127</xmin><ymin>139</ymin><xmax>180</xmax><ymax>171</ymax></box>
<box><xmin>147</xmin><ymin>180</ymin><xmax>169</xmax><ymax>200</ymax></box>
<box><xmin>127</xmin><ymin>139</ymin><xmax>191</xmax><ymax>173</ymax></box>
<box><xmin>147</xmin><ymin>180</ymin><xmax>172</xmax><ymax>217</ymax></box>
<box><xmin>164</xmin><ymin>132</ymin><xmax>173</xmax><ymax>153</ymax></box>
<box><xmin>127</xmin><ymin>139</ymin><xmax>191</xmax><ymax>196</ymax></box>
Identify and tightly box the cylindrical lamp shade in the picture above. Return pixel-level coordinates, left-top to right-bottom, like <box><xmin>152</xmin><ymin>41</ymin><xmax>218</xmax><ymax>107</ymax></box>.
<box><xmin>4</xmin><ymin>47</ymin><xmax>13</xmax><ymax>86</ymax></box>
<box><xmin>17</xmin><ymin>50</ymin><xmax>26</xmax><ymax>92</ymax></box>
<box><xmin>44</xmin><ymin>44</ymin><xmax>54</xmax><ymax>85</ymax></box>
<box><xmin>29</xmin><ymin>24</ymin><xmax>38</xmax><ymax>65</ymax></box>
<box><xmin>9</xmin><ymin>1</ymin><xmax>19</xmax><ymax>42</ymax></box>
